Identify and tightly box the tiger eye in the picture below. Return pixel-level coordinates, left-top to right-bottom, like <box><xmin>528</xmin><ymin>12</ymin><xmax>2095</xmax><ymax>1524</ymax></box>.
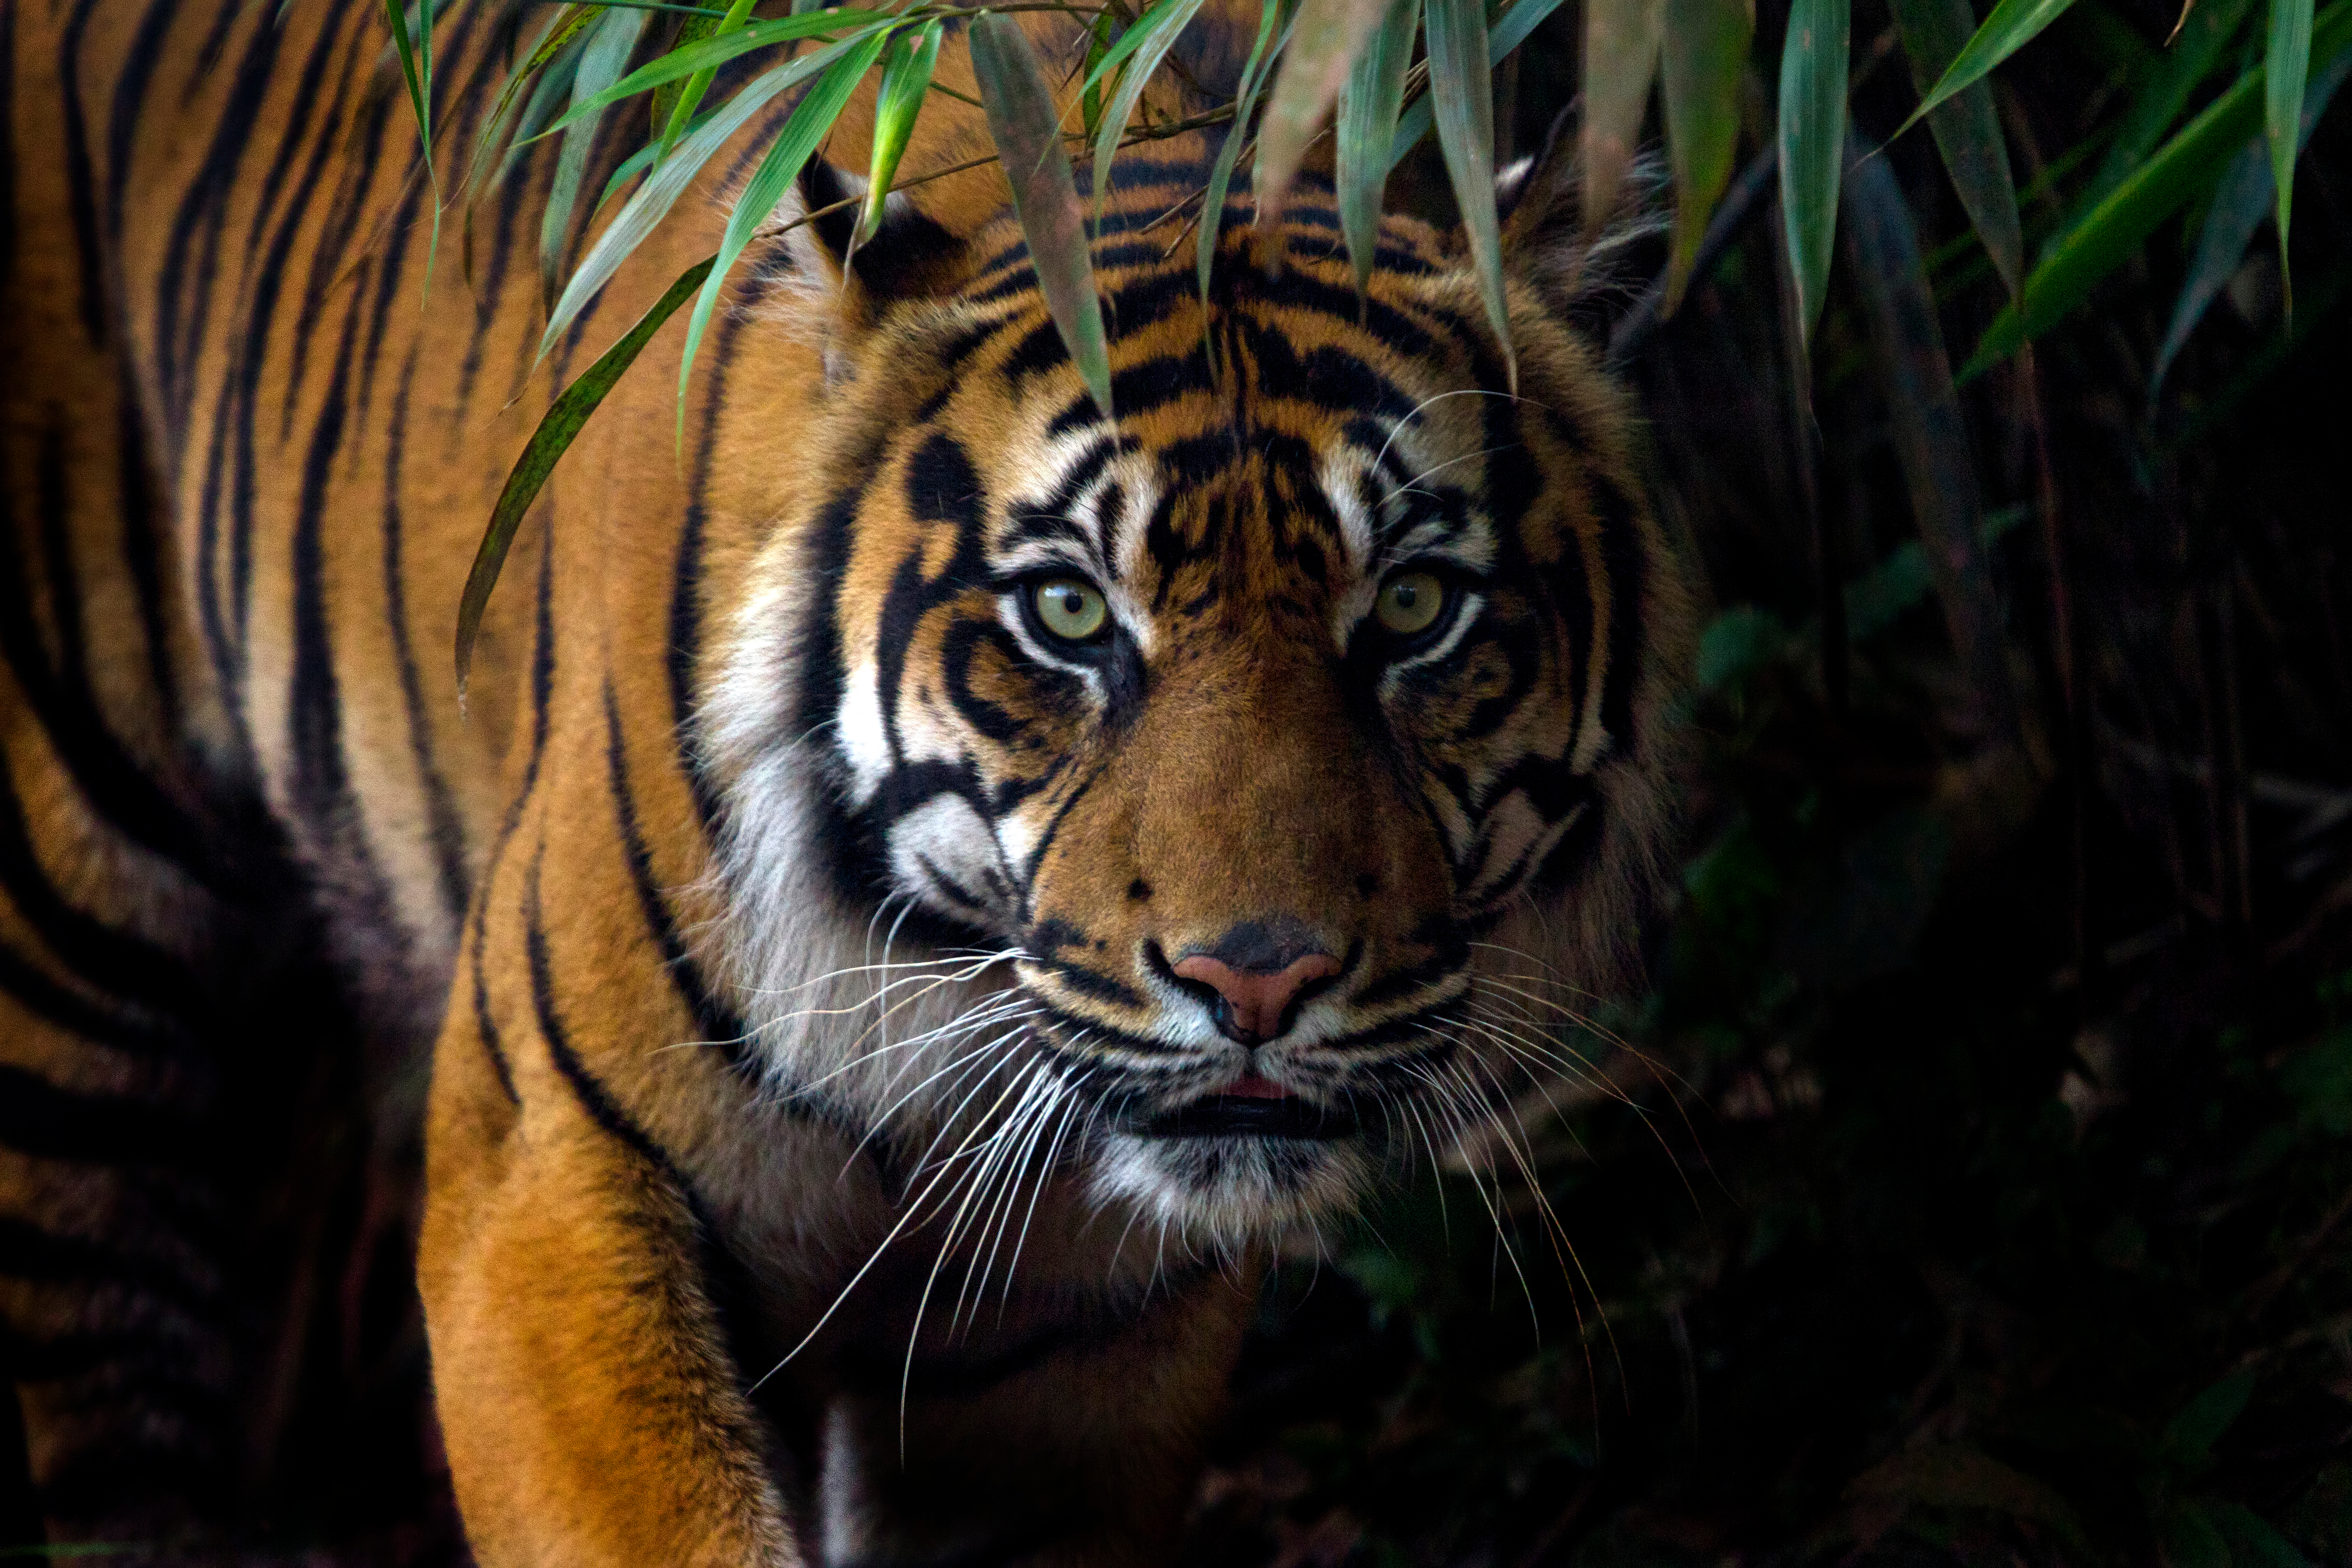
<box><xmin>1033</xmin><ymin>578</ymin><xmax>1109</xmax><ymax>643</ymax></box>
<box><xmin>1374</xmin><ymin>571</ymin><xmax>1447</xmax><ymax>637</ymax></box>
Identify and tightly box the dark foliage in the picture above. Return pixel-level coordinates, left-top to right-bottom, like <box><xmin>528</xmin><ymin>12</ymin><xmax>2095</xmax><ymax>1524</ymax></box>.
<box><xmin>1180</xmin><ymin>0</ymin><xmax>2352</xmax><ymax>1562</ymax></box>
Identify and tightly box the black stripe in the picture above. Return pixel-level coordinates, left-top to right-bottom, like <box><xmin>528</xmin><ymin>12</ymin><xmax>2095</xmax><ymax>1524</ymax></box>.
<box><xmin>1593</xmin><ymin>475</ymin><xmax>1646</xmax><ymax>750</ymax></box>
<box><xmin>55</xmin><ymin>0</ymin><xmax>110</xmax><ymax>338</ymax></box>
<box><xmin>464</xmin><ymin>540</ymin><xmax>563</xmax><ymax>1112</ymax></box>
<box><xmin>0</xmin><ymin>754</ymin><xmax>204</xmax><ymax>1027</ymax></box>
<box><xmin>383</xmin><ymin>353</ymin><xmax>471</xmax><ymax>924</ymax></box>
<box><xmin>0</xmin><ymin>1062</ymin><xmax>199</xmax><ymax>1165</ymax></box>
<box><xmin>0</xmin><ymin>414</ymin><xmax>237</xmax><ymax>895</ymax></box>
<box><xmin>604</xmin><ymin>680</ymin><xmax>744</xmax><ymax>1051</ymax></box>
<box><xmin>525</xmin><ymin>845</ymin><xmax>693</xmax><ymax>1187</ymax></box>
<box><xmin>0</xmin><ymin>1217</ymin><xmax>222</xmax><ymax>1321</ymax></box>
<box><xmin>0</xmin><ymin>939</ymin><xmax>187</xmax><ymax>1060</ymax></box>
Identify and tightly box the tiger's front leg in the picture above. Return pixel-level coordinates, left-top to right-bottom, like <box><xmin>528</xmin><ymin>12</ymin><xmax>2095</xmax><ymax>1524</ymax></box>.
<box><xmin>416</xmin><ymin>806</ymin><xmax>805</xmax><ymax>1568</ymax></box>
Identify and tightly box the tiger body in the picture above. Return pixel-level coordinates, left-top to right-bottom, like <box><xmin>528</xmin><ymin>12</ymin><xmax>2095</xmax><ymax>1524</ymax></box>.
<box><xmin>0</xmin><ymin>0</ymin><xmax>1688</xmax><ymax>1560</ymax></box>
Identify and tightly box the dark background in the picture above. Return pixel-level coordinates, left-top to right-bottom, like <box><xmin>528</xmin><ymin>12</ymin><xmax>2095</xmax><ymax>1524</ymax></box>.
<box><xmin>1185</xmin><ymin>0</ymin><xmax>2352</xmax><ymax>1560</ymax></box>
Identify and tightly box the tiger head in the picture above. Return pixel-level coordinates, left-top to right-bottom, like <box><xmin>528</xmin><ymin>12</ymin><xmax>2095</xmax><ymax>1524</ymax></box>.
<box><xmin>708</xmin><ymin>132</ymin><xmax>1688</xmax><ymax>1244</ymax></box>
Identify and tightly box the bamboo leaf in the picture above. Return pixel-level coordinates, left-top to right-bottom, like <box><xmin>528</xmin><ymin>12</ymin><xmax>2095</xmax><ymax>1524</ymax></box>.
<box><xmin>1201</xmin><ymin>0</ymin><xmax>1289</xmax><ymax>302</ymax></box>
<box><xmin>541</xmin><ymin>48</ymin><xmax>831</xmax><ymax>359</ymax></box>
<box><xmin>1425</xmin><ymin>0</ymin><xmax>1514</xmax><ymax>385</ymax></box>
<box><xmin>1660</xmin><ymin>0</ymin><xmax>1752</xmax><ymax>311</ymax></box>
<box><xmin>1890</xmin><ymin>0</ymin><xmax>2023</xmax><ymax>295</ymax></box>
<box><xmin>2152</xmin><ymin>45</ymin><xmax>2351</xmax><ymax>391</ymax></box>
<box><xmin>1777</xmin><ymin>0</ymin><xmax>1848</xmax><ymax>347</ymax></box>
<box><xmin>858</xmin><ymin>20</ymin><xmax>942</xmax><ymax>251</ymax></box>
<box><xmin>1965</xmin><ymin>0</ymin><xmax>2352</xmax><ymax>374</ymax></box>
<box><xmin>465</xmin><ymin>5</ymin><xmax>594</xmax><ymax>204</ymax></box>
<box><xmin>1582</xmin><ymin>0</ymin><xmax>1665</xmax><ymax>230</ymax></box>
<box><xmin>1897</xmin><ymin>0</ymin><xmax>2077</xmax><ymax>137</ymax></box>
<box><xmin>1093</xmin><ymin>0</ymin><xmax>1210</xmax><ymax>224</ymax></box>
<box><xmin>383</xmin><ymin>0</ymin><xmax>441</xmax><ymax>290</ymax></box>
<box><xmin>1257</xmin><ymin>0</ymin><xmax>1396</xmax><ymax>234</ymax></box>
<box><xmin>654</xmin><ymin>0</ymin><xmax>759</xmax><ymax>171</ymax></box>
<box><xmin>1386</xmin><ymin>0</ymin><xmax>1571</xmax><ymax>168</ymax></box>
<box><xmin>1082</xmin><ymin>10</ymin><xmax>1114</xmax><ymax>142</ymax></box>
<box><xmin>677</xmin><ymin>25</ymin><xmax>894</xmax><ymax>431</ymax></box>
<box><xmin>1338</xmin><ymin>0</ymin><xmax>1418</xmax><ymax>298</ymax></box>
<box><xmin>533</xmin><ymin>8</ymin><xmax>884</xmax><ymax>141</ymax></box>
<box><xmin>543</xmin><ymin>7</ymin><xmax>649</xmax><ymax>310</ymax></box>
<box><xmin>2090</xmin><ymin>0</ymin><xmax>2254</xmax><ymax>200</ymax></box>
<box><xmin>971</xmin><ymin>13</ymin><xmax>1114</xmax><ymax>417</ymax></box>
<box><xmin>2266</xmin><ymin>0</ymin><xmax>2314</xmax><ymax>308</ymax></box>
<box><xmin>1841</xmin><ymin>139</ymin><xmax>2013</xmax><ymax>734</ymax></box>
<box><xmin>1079</xmin><ymin>0</ymin><xmax>1203</xmax><ymax>99</ymax></box>
<box><xmin>2150</xmin><ymin>138</ymin><xmax>2273</xmax><ymax>392</ymax></box>
<box><xmin>460</xmin><ymin>256</ymin><xmax>718</xmax><ymax>699</ymax></box>
<box><xmin>653</xmin><ymin>9</ymin><xmax>721</xmax><ymax>135</ymax></box>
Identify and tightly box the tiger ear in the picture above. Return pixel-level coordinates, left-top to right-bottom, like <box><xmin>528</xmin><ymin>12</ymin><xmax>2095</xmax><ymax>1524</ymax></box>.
<box><xmin>1494</xmin><ymin>107</ymin><xmax>1664</xmax><ymax>335</ymax></box>
<box><xmin>797</xmin><ymin>156</ymin><xmax>971</xmax><ymax>310</ymax></box>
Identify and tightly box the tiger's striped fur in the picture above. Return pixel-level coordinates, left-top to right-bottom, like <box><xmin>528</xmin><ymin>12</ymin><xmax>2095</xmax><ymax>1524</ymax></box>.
<box><xmin>1</xmin><ymin>0</ymin><xmax>1690</xmax><ymax>1559</ymax></box>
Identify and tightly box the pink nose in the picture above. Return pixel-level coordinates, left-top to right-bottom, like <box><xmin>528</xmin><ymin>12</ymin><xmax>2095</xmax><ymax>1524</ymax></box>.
<box><xmin>1170</xmin><ymin>951</ymin><xmax>1341</xmax><ymax>1044</ymax></box>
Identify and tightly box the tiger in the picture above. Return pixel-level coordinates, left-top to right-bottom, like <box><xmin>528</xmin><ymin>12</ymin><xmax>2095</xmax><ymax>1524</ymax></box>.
<box><xmin>0</xmin><ymin>0</ymin><xmax>1691</xmax><ymax>1559</ymax></box>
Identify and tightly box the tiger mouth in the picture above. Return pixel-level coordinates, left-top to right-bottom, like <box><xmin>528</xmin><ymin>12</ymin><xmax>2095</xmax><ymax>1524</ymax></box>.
<box><xmin>1127</xmin><ymin>1092</ymin><xmax>1360</xmax><ymax>1141</ymax></box>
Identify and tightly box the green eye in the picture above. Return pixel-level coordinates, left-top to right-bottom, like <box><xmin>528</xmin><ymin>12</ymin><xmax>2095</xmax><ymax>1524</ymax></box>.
<box><xmin>1374</xmin><ymin>571</ymin><xmax>1448</xmax><ymax>637</ymax></box>
<box><xmin>1032</xmin><ymin>577</ymin><xmax>1110</xmax><ymax>643</ymax></box>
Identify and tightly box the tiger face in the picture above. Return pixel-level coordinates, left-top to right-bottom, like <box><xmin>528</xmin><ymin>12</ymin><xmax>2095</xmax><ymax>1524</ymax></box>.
<box><xmin>711</xmin><ymin>161</ymin><xmax>1683</xmax><ymax>1243</ymax></box>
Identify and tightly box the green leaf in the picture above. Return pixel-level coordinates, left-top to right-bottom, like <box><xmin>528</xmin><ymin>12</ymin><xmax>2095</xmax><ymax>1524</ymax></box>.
<box><xmin>1842</xmin><ymin>142</ymin><xmax>2012</xmax><ymax>727</ymax></box>
<box><xmin>1777</xmin><ymin>0</ymin><xmax>1849</xmax><ymax>348</ymax></box>
<box><xmin>653</xmin><ymin>0</ymin><xmax>760</xmax><ymax>173</ymax></box>
<box><xmin>2267</xmin><ymin>0</ymin><xmax>2315</xmax><ymax>308</ymax></box>
<box><xmin>1256</xmin><ymin>0</ymin><xmax>1396</xmax><ymax>233</ymax></box>
<box><xmin>859</xmin><ymin>20</ymin><xmax>942</xmax><ymax>251</ymax></box>
<box><xmin>1201</xmin><ymin>0</ymin><xmax>1289</xmax><ymax>303</ymax></box>
<box><xmin>678</xmin><ymin>25</ymin><xmax>893</xmax><ymax>432</ymax></box>
<box><xmin>2164</xmin><ymin>1370</ymin><xmax>2257</xmax><ymax>1471</ymax></box>
<box><xmin>1581</xmin><ymin>0</ymin><xmax>1665</xmax><ymax>230</ymax></box>
<box><xmin>464</xmin><ymin>4</ymin><xmax>595</xmax><ymax>205</ymax></box>
<box><xmin>1425</xmin><ymin>0</ymin><xmax>1514</xmax><ymax>385</ymax></box>
<box><xmin>2210</xmin><ymin>1501</ymin><xmax>2317</xmax><ymax>1568</ymax></box>
<box><xmin>2083</xmin><ymin>0</ymin><xmax>2255</xmax><ymax>208</ymax></box>
<box><xmin>2155</xmin><ymin>48</ymin><xmax>2352</xmax><ymax>391</ymax></box>
<box><xmin>971</xmin><ymin>13</ymin><xmax>1114</xmax><ymax>418</ymax></box>
<box><xmin>1660</xmin><ymin>0</ymin><xmax>1752</xmax><ymax>311</ymax></box>
<box><xmin>1092</xmin><ymin>0</ymin><xmax>1210</xmax><ymax>226</ymax></box>
<box><xmin>652</xmin><ymin>9</ymin><xmax>720</xmax><ymax>136</ymax></box>
<box><xmin>543</xmin><ymin>6</ymin><xmax>649</xmax><ymax>310</ymax></box>
<box><xmin>1338</xmin><ymin>0</ymin><xmax>1418</xmax><ymax>298</ymax></box>
<box><xmin>1965</xmin><ymin>0</ymin><xmax>2352</xmax><ymax>373</ymax></box>
<box><xmin>1890</xmin><ymin>0</ymin><xmax>2024</xmax><ymax>295</ymax></box>
<box><xmin>382</xmin><ymin>0</ymin><xmax>441</xmax><ymax>292</ymax></box>
<box><xmin>1387</xmin><ymin>0</ymin><xmax>1571</xmax><ymax>169</ymax></box>
<box><xmin>1081</xmin><ymin>10</ymin><xmax>1114</xmax><ymax>142</ymax></box>
<box><xmin>1077</xmin><ymin>0</ymin><xmax>1201</xmax><ymax>101</ymax></box>
<box><xmin>533</xmin><ymin>8</ymin><xmax>884</xmax><ymax>141</ymax></box>
<box><xmin>2152</xmin><ymin>137</ymin><xmax>2274</xmax><ymax>392</ymax></box>
<box><xmin>1898</xmin><ymin>0</ymin><xmax>2079</xmax><ymax>138</ymax></box>
<box><xmin>459</xmin><ymin>255</ymin><xmax>718</xmax><ymax>699</ymax></box>
<box><xmin>541</xmin><ymin>46</ymin><xmax>832</xmax><ymax>359</ymax></box>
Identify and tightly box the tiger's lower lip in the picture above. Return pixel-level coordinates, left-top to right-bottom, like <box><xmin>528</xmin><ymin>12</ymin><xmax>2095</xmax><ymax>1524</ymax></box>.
<box><xmin>1130</xmin><ymin>1095</ymin><xmax>1359</xmax><ymax>1140</ymax></box>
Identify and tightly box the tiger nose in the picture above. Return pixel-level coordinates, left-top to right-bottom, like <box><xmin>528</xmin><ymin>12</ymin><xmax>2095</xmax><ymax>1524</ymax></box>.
<box><xmin>1170</xmin><ymin>922</ymin><xmax>1342</xmax><ymax>1045</ymax></box>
